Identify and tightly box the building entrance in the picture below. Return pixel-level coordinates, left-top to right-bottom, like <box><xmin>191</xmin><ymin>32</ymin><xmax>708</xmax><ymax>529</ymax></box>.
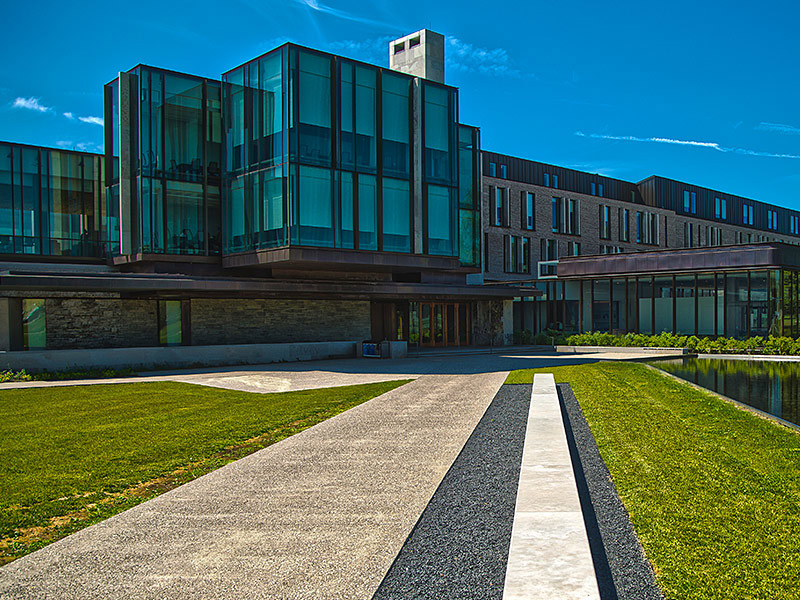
<box><xmin>418</xmin><ymin>302</ymin><xmax>470</xmax><ymax>347</ymax></box>
<box><xmin>370</xmin><ymin>301</ymin><xmax>472</xmax><ymax>347</ymax></box>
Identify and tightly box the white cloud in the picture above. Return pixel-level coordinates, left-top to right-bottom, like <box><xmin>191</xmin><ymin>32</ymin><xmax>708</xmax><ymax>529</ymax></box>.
<box><xmin>575</xmin><ymin>131</ymin><xmax>800</xmax><ymax>160</ymax></box>
<box><xmin>12</xmin><ymin>97</ymin><xmax>51</xmax><ymax>112</ymax></box>
<box><xmin>757</xmin><ymin>122</ymin><xmax>800</xmax><ymax>135</ymax></box>
<box><xmin>78</xmin><ymin>116</ymin><xmax>104</xmax><ymax>126</ymax></box>
<box><xmin>327</xmin><ymin>36</ymin><xmax>394</xmax><ymax>65</ymax></box>
<box><xmin>56</xmin><ymin>140</ymin><xmax>103</xmax><ymax>153</ymax></box>
<box><xmin>63</xmin><ymin>112</ymin><xmax>75</xmax><ymax>120</ymax></box>
<box><xmin>291</xmin><ymin>0</ymin><xmax>393</xmax><ymax>28</ymax></box>
<box><xmin>446</xmin><ymin>37</ymin><xmax>526</xmax><ymax>79</ymax></box>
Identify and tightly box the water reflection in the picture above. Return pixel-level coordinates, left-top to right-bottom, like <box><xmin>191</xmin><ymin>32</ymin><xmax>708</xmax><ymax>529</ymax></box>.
<box><xmin>652</xmin><ymin>358</ymin><xmax>800</xmax><ymax>426</ymax></box>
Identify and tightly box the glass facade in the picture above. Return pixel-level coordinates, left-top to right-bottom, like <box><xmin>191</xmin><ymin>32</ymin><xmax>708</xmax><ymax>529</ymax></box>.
<box><xmin>104</xmin><ymin>66</ymin><xmax>222</xmax><ymax>256</ymax></box>
<box><xmin>216</xmin><ymin>45</ymin><xmax>476</xmax><ymax>265</ymax></box>
<box><xmin>532</xmin><ymin>269</ymin><xmax>795</xmax><ymax>339</ymax></box>
<box><xmin>22</xmin><ymin>298</ymin><xmax>46</xmax><ymax>350</ymax></box>
<box><xmin>0</xmin><ymin>143</ymin><xmax>108</xmax><ymax>257</ymax></box>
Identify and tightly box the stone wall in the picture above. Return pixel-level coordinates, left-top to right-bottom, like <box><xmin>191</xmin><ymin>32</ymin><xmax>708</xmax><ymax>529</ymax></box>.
<box><xmin>190</xmin><ymin>299</ymin><xmax>371</xmax><ymax>346</ymax></box>
<box><xmin>45</xmin><ymin>298</ymin><xmax>158</xmax><ymax>349</ymax></box>
<box><xmin>472</xmin><ymin>300</ymin><xmax>504</xmax><ymax>346</ymax></box>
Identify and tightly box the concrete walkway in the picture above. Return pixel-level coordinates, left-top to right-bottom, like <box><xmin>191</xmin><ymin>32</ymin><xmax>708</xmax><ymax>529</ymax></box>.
<box><xmin>0</xmin><ymin>370</ymin><xmax>508</xmax><ymax>599</ymax></box>
<box><xmin>503</xmin><ymin>374</ymin><xmax>600</xmax><ymax>599</ymax></box>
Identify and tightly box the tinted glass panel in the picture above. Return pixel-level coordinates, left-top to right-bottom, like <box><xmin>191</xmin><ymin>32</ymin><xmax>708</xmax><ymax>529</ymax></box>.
<box><xmin>382</xmin><ymin>178</ymin><xmax>410</xmax><ymax>252</ymax></box>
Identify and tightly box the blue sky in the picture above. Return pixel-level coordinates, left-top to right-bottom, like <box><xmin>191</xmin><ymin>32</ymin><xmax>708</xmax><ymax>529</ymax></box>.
<box><xmin>2</xmin><ymin>0</ymin><xmax>799</xmax><ymax>207</ymax></box>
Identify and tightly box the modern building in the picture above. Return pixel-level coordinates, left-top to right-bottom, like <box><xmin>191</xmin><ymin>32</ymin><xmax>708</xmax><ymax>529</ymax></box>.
<box><xmin>2</xmin><ymin>29</ymin><xmax>800</xmax><ymax>364</ymax></box>
<box><xmin>480</xmin><ymin>151</ymin><xmax>800</xmax><ymax>337</ymax></box>
<box><xmin>0</xmin><ymin>31</ymin><xmax>526</xmax><ymax>362</ymax></box>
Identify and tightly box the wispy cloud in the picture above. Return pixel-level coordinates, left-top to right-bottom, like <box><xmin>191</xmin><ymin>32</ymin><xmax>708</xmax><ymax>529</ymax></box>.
<box><xmin>63</xmin><ymin>112</ymin><xmax>75</xmax><ymax>120</ymax></box>
<box><xmin>291</xmin><ymin>0</ymin><xmax>393</xmax><ymax>28</ymax></box>
<box><xmin>326</xmin><ymin>36</ymin><xmax>394</xmax><ymax>65</ymax></box>
<box><xmin>446</xmin><ymin>37</ymin><xmax>528</xmax><ymax>79</ymax></box>
<box><xmin>56</xmin><ymin>140</ymin><xmax>103</xmax><ymax>153</ymax></box>
<box><xmin>78</xmin><ymin>116</ymin><xmax>104</xmax><ymax>126</ymax></box>
<box><xmin>757</xmin><ymin>121</ymin><xmax>800</xmax><ymax>135</ymax></box>
<box><xmin>575</xmin><ymin>131</ymin><xmax>800</xmax><ymax>160</ymax></box>
<box><xmin>12</xmin><ymin>97</ymin><xmax>51</xmax><ymax>112</ymax></box>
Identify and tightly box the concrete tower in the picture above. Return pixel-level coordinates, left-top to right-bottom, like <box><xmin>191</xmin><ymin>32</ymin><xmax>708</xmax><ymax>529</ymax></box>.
<box><xmin>388</xmin><ymin>29</ymin><xmax>445</xmax><ymax>84</ymax></box>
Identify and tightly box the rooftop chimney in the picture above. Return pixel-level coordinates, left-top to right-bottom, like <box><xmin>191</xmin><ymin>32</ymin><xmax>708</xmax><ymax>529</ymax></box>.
<box><xmin>389</xmin><ymin>29</ymin><xmax>445</xmax><ymax>84</ymax></box>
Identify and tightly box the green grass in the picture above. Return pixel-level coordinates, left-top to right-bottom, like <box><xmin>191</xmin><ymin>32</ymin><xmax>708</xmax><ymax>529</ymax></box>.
<box><xmin>0</xmin><ymin>379</ymin><xmax>409</xmax><ymax>564</ymax></box>
<box><xmin>506</xmin><ymin>363</ymin><xmax>800</xmax><ymax>600</ymax></box>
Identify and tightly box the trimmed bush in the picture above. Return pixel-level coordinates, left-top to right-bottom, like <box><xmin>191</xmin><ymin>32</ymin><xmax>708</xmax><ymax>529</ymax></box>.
<box><xmin>562</xmin><ymin>332</ymin><xmax>800</xmax><ymax>355</ymax></box>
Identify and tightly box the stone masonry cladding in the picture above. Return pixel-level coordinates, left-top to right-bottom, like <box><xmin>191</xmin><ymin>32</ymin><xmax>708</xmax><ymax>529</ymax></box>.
<box><xmin>190</xmin><ymin>299</ymin><xmax>371</xmax><ymax>345</ymax></box>
<box><xmin>45</xmin><ymin>298</ymin><xmax>158</xmax><ymax>350</ymax></box>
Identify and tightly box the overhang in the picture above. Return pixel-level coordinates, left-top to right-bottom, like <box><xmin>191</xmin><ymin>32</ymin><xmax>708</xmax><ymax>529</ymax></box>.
<box><xmin>0</xmin><ymin>268</ymin><xmax>536</xmax><ymax>301</ymax></box>
<box><xmin>557</xmin><ymin>243</ymin><xmax>800</xmax><ymax>279</ymax></box>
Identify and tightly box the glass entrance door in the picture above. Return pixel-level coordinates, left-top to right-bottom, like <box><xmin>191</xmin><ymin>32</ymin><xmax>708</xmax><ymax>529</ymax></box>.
<box><xmin>418</xmin><ymin>302</ymin><xmax>471</xmax><ymax>347</ymax></box>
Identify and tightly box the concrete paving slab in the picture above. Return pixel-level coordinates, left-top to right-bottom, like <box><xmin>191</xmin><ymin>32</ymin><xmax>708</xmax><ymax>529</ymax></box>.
<box><xmin>0</xmin><ymin>371</ymin><xmax>508</xmax><ymax>600</ymax></box>
<box><xmin>503</xmin><ymin>373</ymin><xmax>600</xmax><ymax>600</ymax></box>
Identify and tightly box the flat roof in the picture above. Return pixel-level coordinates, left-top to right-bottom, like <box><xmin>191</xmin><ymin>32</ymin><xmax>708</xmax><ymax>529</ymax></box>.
<box><xmin>557</xmin><ymin>242</ymin><xmax>800</xmax><ymax>278</ymax></box>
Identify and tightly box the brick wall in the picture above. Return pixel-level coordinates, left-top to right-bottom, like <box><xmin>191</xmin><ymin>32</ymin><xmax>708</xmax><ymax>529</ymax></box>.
<box><xmin>45</xmin><ymin>298</ymin><xmax>158</xmax><ymax>349</ymax></box>
<box><xmin>190</xmin><ymin>299</ymin><xmax>371</xmax><ymax>345</ymax></box>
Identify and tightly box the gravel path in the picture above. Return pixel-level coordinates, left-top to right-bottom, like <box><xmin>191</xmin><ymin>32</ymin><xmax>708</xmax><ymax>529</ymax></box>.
<box><xmin>373</xmin><ymin>383</ymin><xmax>530</xmax><ymax>600</ymax></box>
<box><xmin>559</xmin><ymin>383</ymin><xmax>664</xmax><ymax>600</ymax></box>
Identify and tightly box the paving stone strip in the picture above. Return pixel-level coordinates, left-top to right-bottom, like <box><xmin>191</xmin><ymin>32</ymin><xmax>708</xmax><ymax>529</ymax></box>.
<box><xmin>503</xmin><ymin>373</ymin><xmax>600</xmax><ymax>600</ymax></box>
<box><xmin>0</xmin><ymin>371</ymin><xmax>507</xmax><ymax>600</ymax></box>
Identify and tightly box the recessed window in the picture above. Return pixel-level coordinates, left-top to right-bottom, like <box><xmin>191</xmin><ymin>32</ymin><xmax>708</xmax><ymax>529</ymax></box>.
<box><xmin>489</xmin><ymin>162</ymin><xmax>497</xmax><ymax>177</ymax></box>
<box><xmin>158</xmin><ymin>300</ymin><xmax>183</xmax><ymax>346</ymax></box>
<box><xmin>500</xmin><ymin>164</ymin><xmax>507</xmax><ymax>178</ymax></box>
<box><xmin>22</xmin><ymin>299</ymin><xmax>46</xmax><ymax>350</ymax></box>
<box><xmin>394</xmin><ymin>42</ymin><xmax>405</xmax><ymax>55</ymax></box>
<box><xmin>409</xmin><ymin>36</ymin><xmax>421</xmax><ymax>48</ymax></box>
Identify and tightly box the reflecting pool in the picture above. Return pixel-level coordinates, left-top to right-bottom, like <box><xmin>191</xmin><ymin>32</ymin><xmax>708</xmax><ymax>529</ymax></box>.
<box><xmin>651</xmin><ymin>357</ymin><xmax>800</xmax><ymax>426</ymax></box>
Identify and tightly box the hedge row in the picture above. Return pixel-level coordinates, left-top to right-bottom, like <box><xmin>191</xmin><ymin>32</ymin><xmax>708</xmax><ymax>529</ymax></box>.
<box><xmin>561</xmin><ymin>331</ymin><xmax>800</xmax><ymax>355</ymax></box>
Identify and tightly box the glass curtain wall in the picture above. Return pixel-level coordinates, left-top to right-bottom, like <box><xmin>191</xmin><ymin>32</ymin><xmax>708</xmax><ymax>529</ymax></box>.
<box><xmin>0</xmin><ymin>142</ymin><xmax>106</xmax><ymax>257</ymax></box>
<box><xmin>457</xmin><ymin>125</ymin><xmax>480</xmax><ymax>267</ymax></box>
<box><xmin>105</xmin><ymin>67</ymin><xmax>222</xmax><ymax>256</ymax></box>
<box><xmin>566</xmin><ymin>270</ymin><xmax>785</xmax><ymax>338</ymax></box>
<box><xmin>223</xmin><ymin>48</ymin><xmax>287</xmax><ymax>253</ymax></box>
<box><xmin>422</xmin><ymin>81</ymin><xmax>458</xmax><ymax>258</ymax></box>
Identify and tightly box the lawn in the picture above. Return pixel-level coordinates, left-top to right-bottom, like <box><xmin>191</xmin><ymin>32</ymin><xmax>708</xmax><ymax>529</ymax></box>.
<box><xmin>507</xmin><ymin>362</ymin><xmax>800</xmax><ymax>600</ymax></box>
<box><xmin>0</xmin><ymin>379</ymin><xmax>409</xmax><ymax>564</ymax></box>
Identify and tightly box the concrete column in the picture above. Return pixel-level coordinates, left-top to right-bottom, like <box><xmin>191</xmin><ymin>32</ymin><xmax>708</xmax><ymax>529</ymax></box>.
<box><xmin>412</xmin><ymin>78</ymin><xmax>423</xmax><ymax>254</ymax></box>
<box><xmin>503</xmin><ymin>299</ymin><xmax>514</xmax><ymax>345</ymax></box>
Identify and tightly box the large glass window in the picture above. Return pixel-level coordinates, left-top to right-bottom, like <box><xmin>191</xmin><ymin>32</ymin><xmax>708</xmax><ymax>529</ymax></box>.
<box><xmin>337</xmin><ymin>171</ymin><xmax>354</xmax><ymax>249</ymax></box>
<box><xmin>165</xmin><ymin>181</ymin><xmax>204</xmax><ymax>254</ymax></box>
<box><xmin>612</xmin><ymin>278</ymin><xmax>625</xmax><ymax>332</ymax></box>
<box><xmin>423</xmin><ymin>83</ymin><xmax>454</xmax><ymax>184</ymax></box>
<box><xmin>382</xmin><ymin>73</ymin><xmax>410</xmax><ymax>178</ymax></box>
<box><xmin>654</xmin><ymin>276</ymin><xmax>674</xmax><ymax>333</ymax></box>
<box><xmin>297</xmin><ymin>51</ymin><xmax>332</xmax><ymax>166</ymax></box>
<box><xmin>358</xmin><ymin>174</ymin><xmax>377</xmax><ymax>251</ymax></box>
<box><xmin>164</xmin><ymin>74</ymin><xmax>204</xmax><ymax>182</ymax></box>
<box><xmin>750</xmin><ymin>271</ymin><xmax>769</xmax><ymax>337</ymax></box>
<box><xmin>726</xmin><ymin>272</ymin><xmax>748</xmax><ymax>338</ymax></box>
<box><xmin>340</xmin><ymin>64</ymin><xmax>377</xmax><ymax>173</ymax></box>
<box><xmin>592</xmin><ymin>279</ymin><xmax>610</xmax><ymax>332</ymax></box>
<box><xmin>427</xmin><ymin>185</ymin><xmax>454</xmax><ymax>256</ymax></box>
<box><xmin>457</xmin><ymin>125</ymin><xmax>479</xmax><ymax>267</ymax></box>
<box><xmin>382</xmin><ymin>178</ymin><xmax>410</xmax><ymax>252</ymax></box>
<box><xmin>675</xmin><ymin>275</ymin><xmax>696</xmax><ymax>334</ymax></box>
<box><xmin>697</xmin><ymin>274</ymin><xmax>716</xmax><ymax>336</ymax></box>
<box><xmin>158</xmin><ymin>300</ymin><xmax>182</xmax><ymax>346</ymax></box>
<box><xmin>22</xmin><ymin>299</ymin><xmax>46</xmax><ymax>350</ymax></box>
<box><xmin>297</xmin><ymin>165</ymin><xmax>333</xmax><ymax>247</ymax></box>
<box><xmin>638</xmin><ymin>277</ymin><xmax>653</xmax><ymax>334</ymax></box>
